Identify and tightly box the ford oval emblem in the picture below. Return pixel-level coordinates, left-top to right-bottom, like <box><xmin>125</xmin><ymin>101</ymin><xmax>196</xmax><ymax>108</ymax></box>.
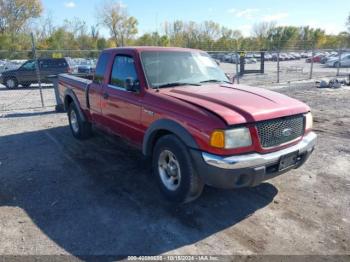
<box><xmin>282</xmin><ymin>128</ymin><xmax>293</xmax><ymax>137</ymax></box>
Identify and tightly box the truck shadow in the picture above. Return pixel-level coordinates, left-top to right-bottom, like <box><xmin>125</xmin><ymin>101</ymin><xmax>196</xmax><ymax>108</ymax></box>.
<box><xmin>0</xmin><ymin>126</ymin><xmax>278</xmax><ymax>257</ymax></box>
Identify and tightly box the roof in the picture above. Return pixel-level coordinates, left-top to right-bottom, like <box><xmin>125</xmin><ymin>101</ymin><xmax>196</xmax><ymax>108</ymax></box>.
<box><xmin>103</xmin><ymin>46</ymin><xmax>203</xmax><ymax>53</ymax></box>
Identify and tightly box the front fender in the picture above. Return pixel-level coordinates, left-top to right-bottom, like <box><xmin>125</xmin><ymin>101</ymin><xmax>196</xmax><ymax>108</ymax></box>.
<box><xmin>142</xmin><ymin>119</ymin><xmax>199</xmax><ymax>156</ymax></box>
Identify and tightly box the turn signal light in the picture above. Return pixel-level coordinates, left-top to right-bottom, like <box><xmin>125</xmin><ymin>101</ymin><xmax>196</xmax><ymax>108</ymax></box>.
<box><xmin>210</xmin><ymin>130</ymin><xmax>225</xmax><ymax>148</ymax></box>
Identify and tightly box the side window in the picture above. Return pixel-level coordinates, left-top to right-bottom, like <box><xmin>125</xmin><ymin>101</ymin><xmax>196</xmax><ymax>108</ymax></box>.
<box><xmin>22</xmin><ymin>60</ymin><xmax>36</xmax><ymax>70</ymax></box>
<box><xmin>51</xmin><ymin>59</ymin><xmax>67</xmax><ymax>68</ymax></box>
<box><xmin>40</xmin><ymin>60</ymin><xmax>49</xmax><ymax>69</ymax></box>
<box><xmin>109</xmin><ymin>55</ymin><xmax>138</xmax><ymax>89</ymax></box>
<box><xmin>94</xmin><ymin>53</ymin><xmax>109</xmax><ymax>84</ymax></box>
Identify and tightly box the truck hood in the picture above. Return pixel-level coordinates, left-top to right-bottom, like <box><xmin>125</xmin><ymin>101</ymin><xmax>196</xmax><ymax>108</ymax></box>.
<box><xmin>162</xmin><ymin>84</ymin><xmax>309</xmax><ymax>125</ymax></box>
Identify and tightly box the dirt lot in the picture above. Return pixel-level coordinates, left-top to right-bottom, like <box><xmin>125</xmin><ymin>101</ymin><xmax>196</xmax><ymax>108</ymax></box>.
<box><xmin>0</xmin><ymin>81</ymin><xmax>349</xmax><ymax>257</ymax></box>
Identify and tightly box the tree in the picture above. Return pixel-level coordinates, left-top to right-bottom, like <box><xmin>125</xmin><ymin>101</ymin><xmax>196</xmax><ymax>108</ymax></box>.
<box><xmin>347</xmin><ymin>12</ymin><xmax>350</xmax><ymax>33</ymax></box>
<box><xmin>267</xmin><ymin>26</ymin><xmax>299</xmax><ymax>50</ymax></box>
<box><xmin>64</xmin><ymin>17</ymin><xmax>88</xmax><ymax>38</ymax></box>
<box><xmin>252</xmin><ymin>22</ymin><xmax>276</xmax><ymax>49</ymax></box>
<box><xmin>0</xmin><ymin>0</ymin><xmax>42</xmax><ymax>34</ymax></box>
<box><xmin>97</xmin><ymin>0</ymin><xmax>138</xmax><ymax>46</ymax></box>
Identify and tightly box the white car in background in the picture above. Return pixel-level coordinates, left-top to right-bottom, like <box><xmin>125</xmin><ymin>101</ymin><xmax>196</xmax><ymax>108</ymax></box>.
<box><xmin>326</xmin><ymin>53</ymin><xmax>350</xmax><ymax>67</ymax></box>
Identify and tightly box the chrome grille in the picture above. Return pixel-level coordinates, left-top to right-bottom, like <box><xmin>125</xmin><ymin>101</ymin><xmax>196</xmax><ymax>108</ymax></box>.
<box><xmin>256</xmin><ymin>115</ymin><xmax>305</xmax><ymax>148</ymax></box>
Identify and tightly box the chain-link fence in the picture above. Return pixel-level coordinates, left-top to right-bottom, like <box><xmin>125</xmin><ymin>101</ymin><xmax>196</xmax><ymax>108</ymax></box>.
<box><xmin>1</xmin><ymin>45</ymin><xmax>350</xmax><ymax>112</ymax></box>
<box><xmin>209</xmin><ymin>49</ymin><xmax>350</xmax><ymax>85</ymax></box>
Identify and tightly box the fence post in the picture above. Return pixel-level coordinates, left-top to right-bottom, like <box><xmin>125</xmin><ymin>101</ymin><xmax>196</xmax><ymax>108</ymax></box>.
<box><xmin>235</xmin><ymin>50</ymin><xmax>239</xmax><ymax>84</ymax></box>
<box><xmin>31</xmin><ymin>32</ymin><xmax>44</xmax><ymax>108</ymax></box>
<box><xmin>336</xmin><ymin>47</ymin><xmax>341</xmax><ymax>76</ymax></box>
<box><xmin>277</xmin><ymin>50</ymin><xmax>280</xmax><ymax>83</ymax></box>
<box><xmin>309</xmin><ymin>44</ymin><xmax>315</xmax><ymax>80</ymax></box>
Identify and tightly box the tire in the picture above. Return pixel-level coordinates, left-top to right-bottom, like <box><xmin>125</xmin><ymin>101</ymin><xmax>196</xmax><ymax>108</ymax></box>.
<box><xmin>5</xmin><ymin>77</ymin><xmax>18</xmax><ymax>89</ymax></box>
<box><xmin>67</xmin><ymin>103</ymin><xmax>92</xmax><ymax>140</ymax></box>
<box><xmin>152</xmin><ymin>134</ymin><xmax>204</xmax><ymax>203</ymax></box>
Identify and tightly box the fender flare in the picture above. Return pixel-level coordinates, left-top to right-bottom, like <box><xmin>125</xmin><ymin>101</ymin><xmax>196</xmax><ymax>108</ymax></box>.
<box><xmin>63</xmin><ymin>89</ymin><xmax>87</xmax><ymax>122</ymax></box>
<box><xmin>142</xmin><ymin>119</ymin><xmax>199</xmax><ymax>156</ymax></box>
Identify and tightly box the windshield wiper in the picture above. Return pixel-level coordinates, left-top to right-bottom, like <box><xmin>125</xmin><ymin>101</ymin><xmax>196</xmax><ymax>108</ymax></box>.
<box><xmin>200</xmin><ymin>79</ymin><xmax>231</xmax><ymax>84</ymax></box>
<box><xmin>154</xmin><ymin>82</ymin><xmax>201</xmax><ymax>89</ymax></box>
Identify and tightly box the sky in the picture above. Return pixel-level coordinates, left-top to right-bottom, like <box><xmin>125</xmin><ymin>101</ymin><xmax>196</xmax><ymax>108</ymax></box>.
<box><xmin>40</xmin><ymin>0</ymin><xmax>349</xmax><ymax>37</ymax></box>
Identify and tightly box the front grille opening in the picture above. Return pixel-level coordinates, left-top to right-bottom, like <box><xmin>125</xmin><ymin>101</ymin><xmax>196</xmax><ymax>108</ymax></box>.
<box><xmin>256</xmin><ymin>115</ymin><xmax>305</xmax><ymax>148</ymax></box>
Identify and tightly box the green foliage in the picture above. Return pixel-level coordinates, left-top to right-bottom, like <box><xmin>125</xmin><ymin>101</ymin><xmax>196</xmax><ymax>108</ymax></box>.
<box><xmin>0</xmin><ymin>2</ymin><xmax>349</xmax><ymax>55</ymax></box>
<box><xmin>0</xmin><ymin>0</ymin><xmax>42</xmax><ymax>34</ymax></box>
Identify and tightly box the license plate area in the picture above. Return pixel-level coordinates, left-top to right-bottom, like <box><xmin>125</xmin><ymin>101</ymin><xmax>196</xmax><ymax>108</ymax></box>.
<box><xmin>279</xmin><ymin>151</ymin><xmax>299</xmax><ymax>171</ymax></box>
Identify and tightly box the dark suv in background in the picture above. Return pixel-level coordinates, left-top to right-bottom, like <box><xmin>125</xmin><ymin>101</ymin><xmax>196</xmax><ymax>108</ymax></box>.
<box><xmin>0</xmin><ymin>58</ymin><xmax>71</xmax><ymax>89</ymax></box>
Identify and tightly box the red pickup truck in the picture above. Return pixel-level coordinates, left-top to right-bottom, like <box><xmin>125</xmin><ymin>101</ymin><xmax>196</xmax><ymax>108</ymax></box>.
<box><xmin>58</xmin><ymin>47</ymin><xmax>316</xmax><ymax>203</ymax></box>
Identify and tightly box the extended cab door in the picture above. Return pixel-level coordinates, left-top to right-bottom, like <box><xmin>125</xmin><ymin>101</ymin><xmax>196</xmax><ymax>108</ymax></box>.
<box><xmin>101</xmin><ymin>53</ymin><xmax>144</xmax><ymax>144</ymax></box>
<box><xmin>88</xmin><ymin>53</ymin><xmax>110</xmax><ymax>123</ymax></box>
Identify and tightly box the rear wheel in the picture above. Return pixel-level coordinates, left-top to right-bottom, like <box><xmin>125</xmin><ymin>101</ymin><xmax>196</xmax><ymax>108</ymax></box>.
<box><xmin>5</xmin><ymin>77</ymin><xmax>18</xmax><ymax>89</ymax></box>
<box><xmin>152</xmin><ymin>134</ymin><xmax>204</xmax><ymax>203</ymax></box>
<box><xmin>68</xmin><ymin>103</ymin><xmax>92</xmax><ymax>140</ymax></box>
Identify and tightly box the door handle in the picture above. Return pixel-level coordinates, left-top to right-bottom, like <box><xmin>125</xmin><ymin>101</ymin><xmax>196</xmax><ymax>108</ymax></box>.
<box><xmin>103</xmin><ymin>92</ymin><xmax>109</xmax><ymax>99</ymax></box>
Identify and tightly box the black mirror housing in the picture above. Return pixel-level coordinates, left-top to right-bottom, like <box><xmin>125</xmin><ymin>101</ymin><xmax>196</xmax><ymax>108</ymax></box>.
<box><xmin>125</xmin><ymin>77</ymin><xmax>140</xmax><ymax>92</ymax></box>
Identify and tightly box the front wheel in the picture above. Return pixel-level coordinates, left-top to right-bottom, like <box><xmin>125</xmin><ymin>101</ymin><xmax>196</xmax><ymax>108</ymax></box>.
<box><xmin>152</xmin><ymin>134</ymin><xmax>204</xmax><ymax>203</ymax></box>
<box><xmin>68</xmin><ymin>103</ymin><xmax>92</xmax><ymax>140</ymax></box>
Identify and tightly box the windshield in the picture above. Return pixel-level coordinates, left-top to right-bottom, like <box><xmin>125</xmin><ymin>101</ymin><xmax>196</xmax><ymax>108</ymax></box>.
<box><xmin>141</xmin><ymin>51</ymin><xmax>229</xmax><ymax>88</ymax></box>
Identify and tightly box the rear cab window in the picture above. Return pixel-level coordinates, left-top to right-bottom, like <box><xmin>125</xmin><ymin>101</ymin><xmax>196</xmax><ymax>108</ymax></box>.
<box><xmin>94</xmin><ymin>53</ymin><xmax>109</xmax><ymax>84</ymax></box>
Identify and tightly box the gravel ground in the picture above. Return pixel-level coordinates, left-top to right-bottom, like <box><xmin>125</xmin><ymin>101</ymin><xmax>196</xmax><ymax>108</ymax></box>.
<box><xmin>0</xmin><ymin>80</ymin><xmax>349</xmax><ymax>258</ymax></box>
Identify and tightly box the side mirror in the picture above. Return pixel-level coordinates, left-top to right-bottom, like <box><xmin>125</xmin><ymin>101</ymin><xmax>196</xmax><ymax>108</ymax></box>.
<box><xmin>125</xmin><ymin>77</ymin><xmax>140</xmax><ymax>93</ymax></box>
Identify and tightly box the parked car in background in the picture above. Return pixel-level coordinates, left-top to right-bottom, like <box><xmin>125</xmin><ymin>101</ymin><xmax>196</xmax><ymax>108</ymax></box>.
<box><xmin>58</xmin><ymin>47</ymin><xmax>316</xmax><ymax>203</ymax></box>
<box><xmin>264</xmin><ymin>53</ymin><xmax>273</xmax><ymax>61</ymax></box>
<box><xmin>0</xmin><ymin>58</ymin><xmax>72</xmax><ymax>88</ymax></box>
<box><xmin>77</xmin><ymin>64</ymin><xmax>96</xmax><ymax>74</ymax></box>
<box><xmin>0</xmin><ymin>60</ymin><xmax>6</xmax><ymax>73</ymax></box>
<box><xmin>223</xmin><ymin>53</ymin><xmax>239</xmax><ymax>63</ymax></box>
<box><xmin>306</xmin><ymin>54</ymin><xmax>324</xmax><ymax>63</ymax></box>
<box><xmin>252</xmin><ymin>53</ymin><xmax>261</xmax><ymax>61</ymax></box>
<box><xmin>321</xmin><ymin>54</ymin><xmax>336</xmax><ymax>64</ymax></box>
<box><xmin>290</xmin><ymin>52</ymin><xmax>301</xmax><ymax>60</ymax></box>
<box><xmin>326</xmin><ymin>53</ymin><xmax>350</xmax><ymax>67</ymax></box>
<box><xmin>279</xmin><ymin>53</ymin><xmax>289</xmax><ymax>61</ymax></box>
<box><xmin>245</xmin><ymin>58</ymin><xmax>257</xmax><ymax>64</ymax></box>
<box><xmin>77</xmin><ymin>59</ymin><xmax>96</xmax><ymax>74</ymax></box>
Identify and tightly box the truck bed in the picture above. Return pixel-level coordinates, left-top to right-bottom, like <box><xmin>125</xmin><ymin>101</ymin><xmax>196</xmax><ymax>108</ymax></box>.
<box><xmin>58</xmin><ymin>73</ymin><xmax>93</xmax><ymax>111</ymax></box>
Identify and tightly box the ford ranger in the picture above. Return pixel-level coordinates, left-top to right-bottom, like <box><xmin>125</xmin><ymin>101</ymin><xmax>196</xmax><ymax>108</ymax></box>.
<box><xmin>58</xmin><ymin>47</ymin><xmax>317</xmax><ymax>203</ymax></box>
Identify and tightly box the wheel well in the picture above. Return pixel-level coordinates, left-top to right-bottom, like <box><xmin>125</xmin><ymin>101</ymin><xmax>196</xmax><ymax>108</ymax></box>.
<box><xmin>148</xmin><ymin>129</ymin><xmax>173</xmax><ymax>156</ymax></box>
<box><xmin>64</xmin><ymin>95</ymin><xmax>73</xmax><ymax>110</ymax></box>
<box><xmin>4</xmin><ymin>76</ymin><xmax>16</xmax><ymax>82</ymax></box>
<box><xmin>143</xmin><ymin>120</ymin><xmax>199</xmax><ymax>157</ymax></box>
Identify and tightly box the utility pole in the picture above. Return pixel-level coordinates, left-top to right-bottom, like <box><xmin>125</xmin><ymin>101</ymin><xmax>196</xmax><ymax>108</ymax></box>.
<box><xmin>31</xmin><ymin>32</ymin><xmax>44</xmax><ymax>108</ymax></box>
<box><xmin>309</xmin><ymin>42</ymin><xmax>315</xmax><ymax>80</ymax></box>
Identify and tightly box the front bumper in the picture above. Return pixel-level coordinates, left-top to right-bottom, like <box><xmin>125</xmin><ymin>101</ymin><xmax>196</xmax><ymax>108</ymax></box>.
<box><xmin>190</xmin><ymin>132</ymin><xmax>317</xmax><ymax>189</ymax></box>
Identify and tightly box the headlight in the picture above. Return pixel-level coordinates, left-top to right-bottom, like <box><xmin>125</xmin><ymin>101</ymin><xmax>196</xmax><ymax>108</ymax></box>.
<box><xmin>210</xmin><ymin>127</ymin><xmax>252</xmax><ymax>149</ymax></box>
<box><xmin>305</xmin><ymin>112</ymin><xmax>313</xmax><ymax>130</ymax></box>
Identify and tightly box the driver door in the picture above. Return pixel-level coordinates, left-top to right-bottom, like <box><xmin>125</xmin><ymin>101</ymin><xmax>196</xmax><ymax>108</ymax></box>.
<box><xmin>18</xmin><ymin>60</ymin><xmax>37</xmax><ymax>84</ymax></box>
<box><xmin>101</xmin><ymin>54</ymin><xmax>144</xmax><ymax>144</ymax></box>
